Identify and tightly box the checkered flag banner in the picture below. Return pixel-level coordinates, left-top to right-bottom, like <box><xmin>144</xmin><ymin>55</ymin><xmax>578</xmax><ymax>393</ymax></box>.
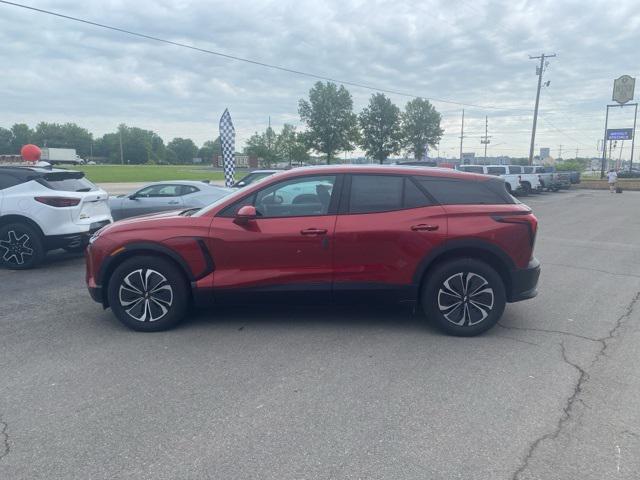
<box><xmin>219</xmin><ymin>108</ymin><xmax>236</xmax><ymax>187</ymax></box>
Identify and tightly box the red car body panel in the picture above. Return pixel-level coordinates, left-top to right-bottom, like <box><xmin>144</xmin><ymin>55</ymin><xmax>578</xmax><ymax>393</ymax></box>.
<box><xmin>332</xmin><ymin>205</ymin><xmax>448</xmax><ymax>286</ymax></box>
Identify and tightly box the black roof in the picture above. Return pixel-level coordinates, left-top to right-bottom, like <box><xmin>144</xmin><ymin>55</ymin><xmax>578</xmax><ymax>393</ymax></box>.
<box><xmin>0</xmin><ymin>166</ymin><xmax>83</xmax><ymax>181</ymax></box>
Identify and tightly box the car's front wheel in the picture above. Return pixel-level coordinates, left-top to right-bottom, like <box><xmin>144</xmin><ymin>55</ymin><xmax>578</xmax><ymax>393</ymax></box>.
<box><xmin>0</xmin><ymin>222</ymin><xmax>45</xmax><ymax>270</ymax></box>
<box><xmin>107</xmin><ymin>255</ymin><xmax>189</xmax><ymax>332</ymax></box>
<box><xmin>422</xmin><ymin>258</ymin><xmax>506</xmax><ymax>336</ymax></box>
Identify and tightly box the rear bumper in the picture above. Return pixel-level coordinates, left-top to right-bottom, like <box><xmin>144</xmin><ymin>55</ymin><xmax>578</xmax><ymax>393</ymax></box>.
<box><xmin>46</xmin><ymin>220</ymin><xmax>111</xmax><ymax>250</ymax></box>
<box><xmin>508</xmin><ymin>257</ymin><xmax>540</xmax><ymax>302</ymax></box>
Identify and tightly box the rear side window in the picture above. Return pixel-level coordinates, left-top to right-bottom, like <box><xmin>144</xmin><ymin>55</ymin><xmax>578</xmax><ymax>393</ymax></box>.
<box><xmin>39</xmin><ymin>173</ymin><xmax>97</xmax><ymax>192</ymax></box>
<box><xmin>486</xmin><ymin>167</ymin><xmax>505</xmax><ymax>175</ymax></box>
<box><xmin>523</xmin><ymin>167</ymin><xmax>533</xmax><ymax>173</ymax></box>
<box><xmin>180</xmin><ymin>185</ymin><xmax>200</xmax><ymax>195</ymax></box>
<box><xmin>0</xmin><ymin>173</ymin><xmax>23</xmax><ymax>190</ymax></box>
<box><xmin>508</xmin><ymin>166</ymin><xmax>523</xmax><ymax>174</ymax></box>
<box><xmin>348</xmin><ymin>175</ymin><xmax>431</xmax><ymax>213</ymax></box>
<box><xmin>416</xmin><ymin>178</ymin><xmax>515</xmax><ymax>205</ymax></box>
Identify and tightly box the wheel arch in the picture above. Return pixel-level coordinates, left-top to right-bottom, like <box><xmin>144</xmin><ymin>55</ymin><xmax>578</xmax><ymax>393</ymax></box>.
<box><xmin>0</xmin><ymin>214</ymin><xmax>46</xmax><ymax>239</ymax></box>
<box><xmin>99</xmin><ymin>243</ymin><xmax>194</xmax><ymax>308</ymax></box>
<box><xmin>414</xmin><ymin>240</ymin><xmax>515</xmax><ymax>303</ymax></box>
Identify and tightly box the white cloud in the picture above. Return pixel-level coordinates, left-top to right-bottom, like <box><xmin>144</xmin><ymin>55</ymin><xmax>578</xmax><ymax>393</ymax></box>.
<box><xmin>1</xmin><ymin>0</ymin><xmax>639</xmax><ymax>158</ymax></box>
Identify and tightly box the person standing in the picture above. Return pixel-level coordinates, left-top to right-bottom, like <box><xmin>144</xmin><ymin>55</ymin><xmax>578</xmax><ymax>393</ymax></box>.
<box><xmin>607</xmin><ymin>169</ymin><xmax>618</xmax><ymax>193</ymax></box>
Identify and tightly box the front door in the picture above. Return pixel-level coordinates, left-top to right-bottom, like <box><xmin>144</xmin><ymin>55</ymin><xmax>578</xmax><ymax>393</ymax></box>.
<box><xmin>209</xmin><ymin>174</ymin><xmax>340</xmax><ymax>304</ymax></box>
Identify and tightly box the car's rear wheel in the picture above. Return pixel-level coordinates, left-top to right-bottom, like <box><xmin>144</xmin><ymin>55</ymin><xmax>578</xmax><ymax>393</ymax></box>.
<box><xmin>0</xmin><ymin>222</ymin><xmax>45</xmax><ymax>270</ymax></box>
<box><xmin>422</xmin><ymin>258</ymin><xmax>506</xmax><ymax>336</ymax></box>
<box><xmin>108</xmin><ymin>255</ymin><xmax>189</xmax><ymax>332</ymax></box>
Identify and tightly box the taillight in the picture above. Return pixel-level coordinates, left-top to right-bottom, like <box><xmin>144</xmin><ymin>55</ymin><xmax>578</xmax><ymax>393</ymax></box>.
<box><xmin>35</xmin><ymin>196</ymin><xmax>81</xmax><ymax>207</ymax></box>
<box><xmin>492</xmin><ymin>213</ymin><xmax>537</xmax><ymax>247</ymax></box>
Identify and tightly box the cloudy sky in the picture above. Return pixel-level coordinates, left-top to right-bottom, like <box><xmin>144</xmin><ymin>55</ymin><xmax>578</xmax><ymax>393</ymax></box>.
<box><xmin>1</xmin><ymin>0</ymin><xmax>639</xmax><ymax>159</ymax></box>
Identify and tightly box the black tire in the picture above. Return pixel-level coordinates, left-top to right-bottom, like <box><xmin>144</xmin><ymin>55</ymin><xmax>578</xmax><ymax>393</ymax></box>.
<box><xmin>521</xmin><ymin>182</ymin><xmax>532</xmax><ymax>195</ymax></box>
<box><xmin>107</xmin><ymin>255</ymin><xmax>189</xmax><ymax>332</ymax></box>
<box><xmin>0</xmin><ymin>222</ymin><xmax>45</xmax><ymax>270</ymax></box>
<box><xmin>421</xmin><ymin>258</ymin><xmax>506</xmax><ymax>336</ymax></box>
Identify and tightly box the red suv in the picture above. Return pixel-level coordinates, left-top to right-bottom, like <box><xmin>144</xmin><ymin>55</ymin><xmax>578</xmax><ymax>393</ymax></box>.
<box><xmin>86</xmin><ymin>166</ymin><xmax>540</xmax><ymax>336</ymax></box>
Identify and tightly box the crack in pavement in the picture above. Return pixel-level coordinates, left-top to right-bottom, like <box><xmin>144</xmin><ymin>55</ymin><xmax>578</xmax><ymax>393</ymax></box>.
<box><xmin>0</xmin><ymin>414</ymin><xmax>9</xmax><ymax>461</ymax></box>
<box><xmin>510</xmin><ymin>290</ymin><xmax>640</xmax><ymax>480</ymax></box>
<box><xmin>496</xmin><ymin>323</ymin><xmax>601</xmax><ymax>344</ymax></box>
<box><xmin>544</xmin><ymin>262</ymin><xmax>640</xmax><ymax>279</ymax></box>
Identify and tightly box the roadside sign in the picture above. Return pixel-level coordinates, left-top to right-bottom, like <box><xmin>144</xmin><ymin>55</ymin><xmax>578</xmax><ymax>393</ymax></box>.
<box><xmin>612</xmin><ymin>75</ymin><xmax>635</xmax><ymax>104</ymax></box>
<box><xmin>607</xmin><ymin>128</ymin><xmax>634</xmax><ymax>140</ymax></box>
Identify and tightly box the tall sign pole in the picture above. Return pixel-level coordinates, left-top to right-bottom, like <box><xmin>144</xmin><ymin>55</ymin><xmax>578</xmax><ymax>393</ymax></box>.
<box><xmin>602</xmin><ymin>75</ymin><xmax>636</xmax><ymax>176</ymax></box>
<box><xmin>481</xmin><ymin>115</ymin><xmax>490</xmax><ymax>163</ymax></box>
<box><xmin>528</xmin><ymin>53</ymin><xmax>556</xmax><ymax>165</ymax></box>
<box><xmin>459</xmin><ymin>109</ymin><xmax>465</xmax><ymax>163</ymax></box>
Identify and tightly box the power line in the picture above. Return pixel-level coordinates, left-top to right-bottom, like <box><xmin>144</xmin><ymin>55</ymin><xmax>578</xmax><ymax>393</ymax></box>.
<box><xmin>0</xmin><ymin>0</ymin><xmax>527</xmax><ymax>111</ymax></box>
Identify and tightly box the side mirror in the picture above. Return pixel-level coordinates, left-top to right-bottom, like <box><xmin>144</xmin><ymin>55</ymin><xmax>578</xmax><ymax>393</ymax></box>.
<box><xmin>234</xmin><ymin>205</ymin><xmax>257</xmax><ymax>225</ymax></box>
<box><xmin>236</xmin><ymin>181</ymin><xmax>246</xmax><ymax>187</ymax></box>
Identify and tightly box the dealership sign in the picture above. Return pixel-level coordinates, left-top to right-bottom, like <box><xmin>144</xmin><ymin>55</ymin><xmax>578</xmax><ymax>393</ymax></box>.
<box><xmin>607</xmin><ymin>128</ymin><xmax>634</xmax><ymax>141</ymax></box>
<box><xmin>612</xmin><ymin>75</ymin><xmax>635</xmax><ymax>105</ymax></box>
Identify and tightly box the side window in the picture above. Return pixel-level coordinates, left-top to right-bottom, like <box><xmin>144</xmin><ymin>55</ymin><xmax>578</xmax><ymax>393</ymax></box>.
<box><xmin>416</xmin><ymin>178</ymin><xmax>513</xmax><ymax>205</ymax></box>
<box><xmin>509</xmin><ymin>166</ymin><xmax>523</xmax><ymax>174</ymax></box>
<box><xmin>136</xmin><ymin>185</ymin><xmax>181</xmax><ymax>197</ymax></box>
<box><xmin>0</xmin><ymin>173</ymin><xmax>22</xmax><ymax>190</ymax></box>
<box><xmin>349</xmin><ymin>175</ymin><xmax>403</xmax><ymax>213</ymax></box>
<box><xmin>180</xmin><ymin>185</ymin><xmax>199</xmax><ymax>195</ymax></box>
<box><xmin>404</xmin><ymin>178</ymin><xmax>433</xmax><ymax>208</ymax></box>
<box><xmin>486</xmin><ymin>167</ymin><xmax>505</xmax><ymax>176</ymax></box>
<box><xmin>523</xmin><ymin>167</ymin><xmax>533</xmax><ymax>174</ymax></box>
<box><xmin>255</xmin><ymin>175</ymin><xmax>336</xmax><ymax>217</ymax></box>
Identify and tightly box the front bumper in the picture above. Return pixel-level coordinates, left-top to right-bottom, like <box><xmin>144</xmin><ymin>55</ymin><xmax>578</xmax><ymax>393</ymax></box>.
<box><xmin>508</xmin><ymin>257</ymin><xmax>540</xmax><ymax>302</ymax></box>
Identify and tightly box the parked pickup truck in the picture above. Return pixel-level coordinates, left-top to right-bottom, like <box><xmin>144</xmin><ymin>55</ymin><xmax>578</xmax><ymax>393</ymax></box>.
<box><xmin>457</xmin><ymin>165</ymin><xmax>541</xmax><ymax>195</ymax></box>
<box><xmin>523</xmin><ymin>165</ymin><xmax>559</xmax><ymax>192</ymax></box>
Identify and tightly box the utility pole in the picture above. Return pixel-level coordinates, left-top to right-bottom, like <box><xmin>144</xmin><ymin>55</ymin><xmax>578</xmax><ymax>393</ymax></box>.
<box><xmin>558</xmin><ymin>144</ymin><xmax>563</xmax><ymax>159</ymax></box>
<box><xmin>481</xmin><ymin>115</ymin><xmax>491</xmax><ymax>163</ymax></box>
<box><xmin>528</xmin><ymin>53</ymin><xmax>556</xmax><ymax>165</ymax></box>
<box><xmin>119</xmin><ymin>126</ymin><xmax>124</xmax><ymax>165</ymax></box>
<box><xmin>459</xmin><ymin>109</ymin><xmax>465</xmax><ymax>163</ymax></box>
<box><xmin>575</xmin><ymin>147</ymin><xmax>579</xmax><ymax>159</ymax></box>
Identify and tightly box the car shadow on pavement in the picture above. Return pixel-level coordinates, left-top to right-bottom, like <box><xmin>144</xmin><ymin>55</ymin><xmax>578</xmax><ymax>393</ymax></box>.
<box><xmin>183</xmin><ymin>303</ymin><xmax>444</xmax><ymax>336</ymax></box>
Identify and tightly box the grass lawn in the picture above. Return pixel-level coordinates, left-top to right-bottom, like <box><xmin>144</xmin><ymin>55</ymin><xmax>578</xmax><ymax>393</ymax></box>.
<box><xmin>69</xmin><ymin>165</ymin><xmax>230</xmax><ymax>183</ymax></box>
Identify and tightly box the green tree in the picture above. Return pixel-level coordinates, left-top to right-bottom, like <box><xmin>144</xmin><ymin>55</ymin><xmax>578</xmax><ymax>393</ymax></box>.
<box><xmin>32</xmin><ymin>122</ymin><xmax>93</xmax><ymax>157</ymax></box>
<box><xmin>401</xmin><ymin>98</ymin><xmax>443</xmax><ymax>160</ymax></box>
<box><xmin>298</xmin><ymin>82</ymin><xmax>359</xmax><ymax>164</ymax></box>
<box><xmin>358</xmin><ymin>93</ymin><xmax>402</xmax><ymax>164</ymax></box>
<box><xmin>167</xmin><ymin>137</ymin><xmax>198</xmax><ymax>164</ymax></box>
<box><xmin>96</xmin><ymin>124</ymin><xmax>165</xmax><ymax>164</ymax></box>
<box><xmin>10</xmin><ymin>123</ymin><xmax>34</xmax><ymax>153</ymax></box>
<box><xmin>198</xmin><ymin>138</ymin><xmax>221</xmax><ymax>163</ymax></box>
<box><xmin>244</xmin><ymin>127</ymin><xmax>279</xmax><ymax>167</ymax></box>
<box><xmin>275</xmin><ymin>124</ymin><xmax>309</xmax><ymax>167</ymax></box>
<box><xmin>0</xmin><ymin>127</ymin><xmax>13</xmax><ymax>153</ymax></box>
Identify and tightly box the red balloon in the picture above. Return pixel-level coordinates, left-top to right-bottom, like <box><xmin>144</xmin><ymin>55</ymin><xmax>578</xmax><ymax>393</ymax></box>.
<box><xmin>21</xmin><ymin>144</ymin><xmax>42</xmax><ymax>163</ymax></box>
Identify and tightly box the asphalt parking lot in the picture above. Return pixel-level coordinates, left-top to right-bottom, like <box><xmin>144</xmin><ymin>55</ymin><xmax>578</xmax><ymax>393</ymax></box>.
<box><xmin>1</xmin><ymin>189</ymin><xmax>640</xmax><ymax>480</ymax></box>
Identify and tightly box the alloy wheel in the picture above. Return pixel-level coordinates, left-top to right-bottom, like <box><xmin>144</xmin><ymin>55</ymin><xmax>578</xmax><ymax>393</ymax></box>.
<box><xmin>0</xmin><ymin>230</ymin><xmax>34</xmax><ymax>266</ymax></box>
<box><xmin>437</xmin><ymin>272</ymin><xmax>495</xmax><ymax>326</ymax></box>
<box><xmin>118</xmin><ymin>268</ymin><xmax>174</xmax><ymax>322</ymax></box>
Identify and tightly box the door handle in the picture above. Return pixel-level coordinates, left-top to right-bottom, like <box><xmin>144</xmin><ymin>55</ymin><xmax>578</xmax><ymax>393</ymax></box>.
<box><xmin>411</xmin><ymin>224</ymin><xmax>439</xmax><ymax>232</ymax></box>
<box><xmin>301</xmin><ymin>228</ymin><xmax>328</xmax><ymax>235</ymax></box>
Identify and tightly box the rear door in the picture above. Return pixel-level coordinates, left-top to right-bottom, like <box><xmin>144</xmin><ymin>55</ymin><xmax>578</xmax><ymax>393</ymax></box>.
<box><xmin>332</xmin><ymin>174</ymin><xmax>447</xmax><ymax>300</ymax></box>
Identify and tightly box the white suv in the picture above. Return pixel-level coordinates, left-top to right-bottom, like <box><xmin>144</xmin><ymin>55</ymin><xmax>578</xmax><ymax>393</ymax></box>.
<box><xmin>0</xmin><ymin>166</ymin><xmax>112</xmax><ymax>269</ymax></box>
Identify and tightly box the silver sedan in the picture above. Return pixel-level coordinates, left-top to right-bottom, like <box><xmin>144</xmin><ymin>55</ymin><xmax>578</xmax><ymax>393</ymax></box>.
<box><xmin>108</xmin><ymin>180</ymin><xmax>233</xmax><ymax>221</ymax></box>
